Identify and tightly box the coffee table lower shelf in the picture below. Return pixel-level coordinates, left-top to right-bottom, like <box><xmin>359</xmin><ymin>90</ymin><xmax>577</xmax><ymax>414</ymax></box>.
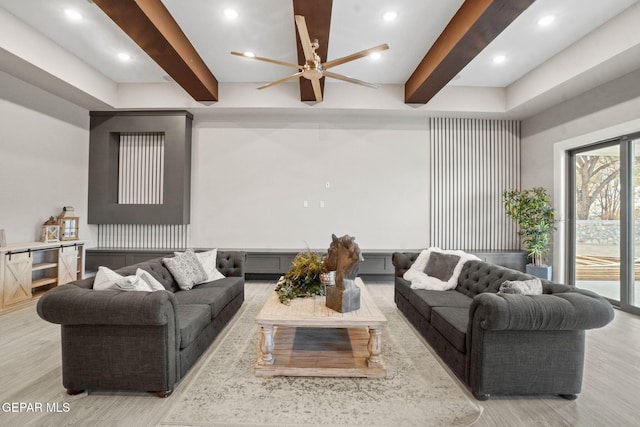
<box><xmin>254</xmin><ymin>326</ymin><xmax>386</xmax><ymax>378</ymax></box>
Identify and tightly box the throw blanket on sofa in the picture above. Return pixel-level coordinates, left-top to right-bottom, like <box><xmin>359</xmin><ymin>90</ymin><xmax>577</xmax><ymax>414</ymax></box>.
<box><xmin>404</xmin><ymin>248</ymin><xmax>480</xmax><ymax>291</ymax></box>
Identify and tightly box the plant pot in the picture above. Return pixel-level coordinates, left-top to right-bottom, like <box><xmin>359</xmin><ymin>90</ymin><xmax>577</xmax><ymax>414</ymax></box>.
<box><xmin>526</xmin><ymin>264</ymin><xmax>552</xmax><ymax>280</ymax></box>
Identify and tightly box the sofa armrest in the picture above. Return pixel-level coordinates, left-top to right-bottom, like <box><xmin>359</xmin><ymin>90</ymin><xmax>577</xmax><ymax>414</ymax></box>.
<box><xmin>36</xmin><ymin>284</ymin><xmax>178</xmax><ymax>326</ymax></box>
<box><xmin>469</xmin><ymin>291</ymin><xmax>614</xmax><ymax>331</ymax></box>
<box><xmin>392</xmin><ymin>252</ymin><xmax>420</xmax><ymax>278</ymax></box>
<box><xmin>217</xmin><ymin>251</ymin><xmax>246</xmax><ymax>277</ymax></box>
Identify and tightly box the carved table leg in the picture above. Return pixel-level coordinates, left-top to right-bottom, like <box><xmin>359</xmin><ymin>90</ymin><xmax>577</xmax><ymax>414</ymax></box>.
<box><xmin>257</xmin><ymin>325</ymin><xmax>275</xmax><ymax>366</ymax></box>
<box><xmin>367</xmin><ymin>327</ymin><xmax>383</xmax><ymax>368</ymax></box>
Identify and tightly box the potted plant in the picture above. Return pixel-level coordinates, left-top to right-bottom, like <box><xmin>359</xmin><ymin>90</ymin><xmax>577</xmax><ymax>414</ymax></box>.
<box><xmin>503</xmin><ymin>187</ymin><xmax>557</xmax><ymax>280</ymax></box>
<box><xmin>275</xmin><ymin>249</ymin><xmax>325</xmax><ymax>304</ymax></box>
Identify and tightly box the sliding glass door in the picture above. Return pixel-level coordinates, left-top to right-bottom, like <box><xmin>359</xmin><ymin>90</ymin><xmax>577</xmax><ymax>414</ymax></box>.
<box><xmin>572</xmin><ymin>143</ymin><xmax>621</xmax><ymax>302</ymax></box>
<box><xmin>569</xmin><ymin>134</ymin><xmax>640</xmax><ymax>314</ymax></box>
<box><xmin>632</xmin><ymin>139</ymin><xmax>640</xmax><ymax>308</ymax></box>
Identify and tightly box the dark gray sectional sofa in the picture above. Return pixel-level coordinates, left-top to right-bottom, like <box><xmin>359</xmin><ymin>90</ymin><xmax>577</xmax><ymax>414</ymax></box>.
<box><xmin>37</xmin><ymin>251</ymin><xmax>245</xmax><ymax>397</ymax></box>
<box><xmin>392</xmin><ymin>252</ymin><xmax>615</xmax><ymax>400</ymax></box>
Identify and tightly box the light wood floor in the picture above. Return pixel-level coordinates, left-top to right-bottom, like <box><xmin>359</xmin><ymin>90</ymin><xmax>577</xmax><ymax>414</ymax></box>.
<box><xmin>0</xmin><ymin>281</ymin><xmax>638</xmax><ymax>427</ymax></box>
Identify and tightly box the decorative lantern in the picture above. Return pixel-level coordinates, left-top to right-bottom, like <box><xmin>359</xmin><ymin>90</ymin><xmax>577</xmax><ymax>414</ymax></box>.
<box><xmin>41</xmin><ymin>216</ymin><xmax>60</xmax><ymax>243</ymax></box>
<box><xmin>57</xmin><ymin>206</ymin><xmax>79</xmax><ymax>241</ymax></box>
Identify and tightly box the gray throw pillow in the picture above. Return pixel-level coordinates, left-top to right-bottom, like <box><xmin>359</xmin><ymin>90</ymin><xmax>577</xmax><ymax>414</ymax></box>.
<box><xmin>424</xmin><ymin>252</ymin><xmax>461</xmax><ymax>282</ymax></box>
<box><xmin>498</xmin><ymin>277</ymin><xmax>543</xmax><ymax>295</ymax></box>
<box><xmin>163</xmin><ymin>250</ymin><xmax>208</xmax><ymax>290</ymax></box>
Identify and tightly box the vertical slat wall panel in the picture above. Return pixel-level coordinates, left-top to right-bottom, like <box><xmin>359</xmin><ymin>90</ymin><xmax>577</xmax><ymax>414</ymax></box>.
<box><xmin>118</xmin><ymin>132</ymin><xmax>164</xmax><ymax>204</ymax></box>
<box><xmin>97</xmin><ymin>224</ymin><xmax>190</xmax><ymax>249</ymax></box>
<box><xmin>429</xmin><ymin>118</ymin><xmax>520</xmax><ymax>250</ymax></box>
<box><xmin>107</xmin><ymin>132</ymin><xmax>184</xmax><ymax>248</ymax></box>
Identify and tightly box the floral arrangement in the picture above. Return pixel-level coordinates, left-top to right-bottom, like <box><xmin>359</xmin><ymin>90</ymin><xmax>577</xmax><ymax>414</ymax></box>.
<box><xmin>275</xmin><ymin>249</ymin><xmax>325</xmax><ymax>304</ymax></box>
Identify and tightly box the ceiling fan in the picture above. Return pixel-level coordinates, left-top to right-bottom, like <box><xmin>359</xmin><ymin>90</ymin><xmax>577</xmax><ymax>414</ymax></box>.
<box><xmin>231</xmin><ymin>15</ymin><xmax>389</xmax><ymax>102</ymax></box>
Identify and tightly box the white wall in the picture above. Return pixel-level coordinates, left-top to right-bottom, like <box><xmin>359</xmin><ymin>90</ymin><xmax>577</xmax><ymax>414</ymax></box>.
<box><xmin>520</xmin><ymin>68</ymin><xmax>640</xmax><ymax>280</ymax></box>
<box><xmin>190</xmin><ymin>112</ymin><xmax>430</xmax><ymax>250</ymax></box>
<box><xmin>0</xmin><ymin>71</ymin><xmax>92</xmax><ymax>245</ymax></box>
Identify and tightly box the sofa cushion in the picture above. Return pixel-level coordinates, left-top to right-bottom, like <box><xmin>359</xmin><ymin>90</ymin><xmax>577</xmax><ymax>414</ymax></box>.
<box><xmin>431</xmin><ymin>307</ymin><xmax>469</xmax><ymax>353</ymax></box>
<box><xmin>174</xmin><ymin>277</ymin><xmax>244</xmax><ymax>319</ymax></box>
<box><xmin>397</xmin><ymin>278</ymin><xmax>472</xmax><ymax>321</ymax></box>
<box><xmin>176</xmin><ymin>304</ymin><xmax>211</xmax><ymax>349</ymax></box>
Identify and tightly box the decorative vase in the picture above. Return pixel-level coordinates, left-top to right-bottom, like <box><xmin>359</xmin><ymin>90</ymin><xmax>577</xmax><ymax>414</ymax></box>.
<box><xmin>526</xmin><ymin>264</ymin><xmax>552</xmax><ymax>280</ymax></box>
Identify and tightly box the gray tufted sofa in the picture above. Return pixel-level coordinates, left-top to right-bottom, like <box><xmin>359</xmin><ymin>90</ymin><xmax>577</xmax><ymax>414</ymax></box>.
<box><xmin>392</xmin><ymin>252</ymin><xmax>614</xmax><ymax>400</ymax></box>
<box><xmin>37</xmin><ymin>251</ymin><xmax>245</xmax><ymax>397</ymax></box>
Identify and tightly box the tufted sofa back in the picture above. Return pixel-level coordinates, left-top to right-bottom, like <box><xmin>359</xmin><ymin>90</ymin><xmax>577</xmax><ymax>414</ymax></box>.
<box><xmin>456</xmin><ymin>259</ymin><xmax>536</xmax><ymax>297</ymax></box>
<box><xmin>118</xmin><ymin>258</ymin><xmax>179</xmax><ymax>292</ymax></box>
<box><xmin>216</xmin><ymin>251</ymin><xmax>246</xmax><ymax>278</ymax></box>
<box><xmin>76</xmin><ymin>250</ymin><xmax>247</xmax><ymax>293</ymax></box>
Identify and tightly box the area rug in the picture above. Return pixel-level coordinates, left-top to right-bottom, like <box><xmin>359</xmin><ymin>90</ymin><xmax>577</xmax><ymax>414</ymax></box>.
<box><xmin>161</xmin><ymin>284</ymin><xmax>482</xmax><ymax>427</ymax></box>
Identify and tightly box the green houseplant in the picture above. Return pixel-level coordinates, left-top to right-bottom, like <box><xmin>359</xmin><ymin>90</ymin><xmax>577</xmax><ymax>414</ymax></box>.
<box><xmin>275</xmin><ymin>249</ymin><xmax>325</xmax><ymax>304</ymax></box>
<box><xmin>503</xmin><ymin>187</ymin><xmax>557</xmax><ymax>278</ymax></box>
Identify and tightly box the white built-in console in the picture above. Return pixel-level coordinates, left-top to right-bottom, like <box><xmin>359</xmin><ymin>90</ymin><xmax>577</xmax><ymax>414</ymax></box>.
<box><xmin>0</xmin><ymin>241</ymin><xmax>85</xmax><ymax>310</ymax></box>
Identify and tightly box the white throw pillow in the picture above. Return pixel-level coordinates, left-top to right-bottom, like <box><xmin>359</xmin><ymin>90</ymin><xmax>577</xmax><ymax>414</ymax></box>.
<box><xmin>196</xmin><ymin>249</ymin><xmax>226</xmax><ymax>282</ymax></box>
<box><xmin>93</xmin><ymin>266</ymin><xmax>123</xmax><ymax>290</ymax></box>
<box><xmin>136</xmin><ymin>268</ymin><xmax>166</xmax><ymax>291</ymax></box>
<box><xmin>94</xmin><ymin>266</ymin><xmax>166</xmax><ymax>292</ymax></box>
<box><xmin>114</xmin><ymin>274</ymin><xmax>150</xmax><ymax>291</ymax></box>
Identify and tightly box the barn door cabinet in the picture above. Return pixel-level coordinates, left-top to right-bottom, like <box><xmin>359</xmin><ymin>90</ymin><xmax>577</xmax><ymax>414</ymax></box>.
<box><xmin>0</xmin><ymin>241</ymin><xmax>85</xmax><ymax>310</ymax></box>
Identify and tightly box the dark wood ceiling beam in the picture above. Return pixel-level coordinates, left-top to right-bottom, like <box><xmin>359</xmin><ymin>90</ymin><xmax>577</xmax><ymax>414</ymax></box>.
<box><xmin>292</xmin><ymin>0</ymin><xmax>333</xmax><ymax>102</ymax></box>
<box><xmin>405</xmin><ymin>0</ymin><xmax>534</xmax><ymax>104</ymax></box>
<box><xmin>93</xmin><ymin>0</ymin><xmax>218</xmax><ymax>102</ymax></box>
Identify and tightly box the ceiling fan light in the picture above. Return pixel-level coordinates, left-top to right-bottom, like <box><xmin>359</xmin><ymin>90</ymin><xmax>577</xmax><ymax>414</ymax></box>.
<box><xmin>243</xmin><ymin>51</ymin><xmax>255</xmax><ymax>58</ymax></box>
<box><xmin>383</xmin><ymin>11</ymin><xmax>397</xmax><ymax>22</ymax></box>
<box><xmin>370</xmin><ymin>52</ymin><xmax>382</xmax><ymax>60</ymax></box>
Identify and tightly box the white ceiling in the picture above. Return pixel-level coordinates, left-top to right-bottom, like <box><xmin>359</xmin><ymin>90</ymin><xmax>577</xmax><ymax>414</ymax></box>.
<box><xmin>0</xmin><ymin>0</ymin><xmax>639</xmax><ymax>116</ymax></box>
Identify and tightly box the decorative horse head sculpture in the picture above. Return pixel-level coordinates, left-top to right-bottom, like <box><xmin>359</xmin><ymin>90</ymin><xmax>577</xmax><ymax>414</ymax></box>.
<box><xmin>322</xmin><ymin>234</ymin><xmax>363</xmax><ymax>290</ymax></box>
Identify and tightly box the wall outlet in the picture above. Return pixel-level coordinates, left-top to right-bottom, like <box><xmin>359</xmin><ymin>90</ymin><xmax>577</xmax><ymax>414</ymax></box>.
<box><xmin>303</xmin><ymin>201</ymin><xmax>309</xmax><ymax>208</ymax></box>
<box><xmin>320</xmin><ymin>201</ymin><xmax>325</xmax><ymax>208</ymax></box>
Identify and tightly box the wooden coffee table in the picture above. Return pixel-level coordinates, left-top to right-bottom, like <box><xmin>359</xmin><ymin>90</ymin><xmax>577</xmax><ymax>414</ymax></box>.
<box><xmin>255</xmin><ymin>278</ymin><xmax>387</xmax><ymax>378</ymax></box>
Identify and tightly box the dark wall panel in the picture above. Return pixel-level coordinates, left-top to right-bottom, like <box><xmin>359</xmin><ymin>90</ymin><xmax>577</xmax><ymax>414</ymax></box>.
<box><xmin>88</xmin><ymin>111</ymin><xmax>193</xmax><ymax>224</ymax></box>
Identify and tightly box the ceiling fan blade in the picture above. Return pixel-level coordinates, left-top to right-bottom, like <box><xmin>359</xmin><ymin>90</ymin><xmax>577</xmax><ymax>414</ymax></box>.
<box><xmin>324</xmin><ymin>71</ymin><xmax>378</xmax><ymax>88</ymax></box>
<box><xmin>230</xmin><ymin>52</ymin><xmax>303</xmax><ymax>70</ymax></box>
<box><xmin>257</xmin><ymin>71</ymin><xmax>305</xmax><ymax>90</ymax></box>
<box><xmin>322</xmin><ymin>43</ymin><xmax>389</xmax><ymax>70</ymax></box>
<box><xmin>294</xmin><ymin>15</ymin><xmax>316</xmax><ymax>62</ymax></box>
<box><xmin>311</xmin><ymin>78</ymin><xmax>323</xmax><ymax>102</ymax></box>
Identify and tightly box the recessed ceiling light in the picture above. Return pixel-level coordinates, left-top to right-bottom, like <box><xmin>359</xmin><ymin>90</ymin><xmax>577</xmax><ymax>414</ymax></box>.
<box><xmin>243</xmin><ymin>51</ymin><xmax>255</xmax><ymax>58</ymax></box>
<box><xmin>64</xmin><ymin>9</ymin><xmax>83</xmax><ymax>21</ymax></box>
<box><xmin>224</xmin><ymin>8</ymin><xmax>239</xmax><ymax>21</ymax></box>
<box><xmin>117</xmin><ymin>52</ymin><xmax>132</xmax><ymax>61</ymax></box>
<box><xmin>370</xmin><ymin>52</ymin><xmax>382</xmax><ymax>60</ymax></box>
<box><xmin>492</xmin><ymin>54</ymin><xmax>506</xmax><ymax>65</ymax></box>
<box><xmin>383</xmin><ymin>11</ymin><xmax>397</xmax><ymax>22</ymax></box>
<box><xmin>537</xmin><ymin>15</ymin><xmax>555</xmax><ymax>27</ymax></box>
